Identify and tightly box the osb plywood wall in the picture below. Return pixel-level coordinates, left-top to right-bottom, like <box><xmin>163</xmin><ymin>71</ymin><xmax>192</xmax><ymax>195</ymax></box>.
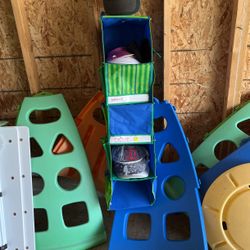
<box><xmin>0</xmin><ymin>0</ymin><xmax>163</xmax><ymax>119</ymax></box>
<box><xmin>0</xmin><ymin>0</ymin><xmax>102</xmax><ymax>121</ymax></box>
<box><xmin>0</xmin><ymin>0</ymin><xmax>247</xmax><ymax>151</ymax></box>
<box><xmin>169</xmin><ymin>0</ymin><xmax>234</xmax><ymax>150</ymax></box>
<box><xmin>242</xmin><ymin>23</ymin><xmax>250</xmax><ymax>103</ymax></box>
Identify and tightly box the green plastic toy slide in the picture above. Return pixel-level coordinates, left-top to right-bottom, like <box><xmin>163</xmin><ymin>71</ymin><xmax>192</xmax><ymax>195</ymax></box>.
<box><xmin>17</xmin><ymin>94</ymin><xmax>106</xmax><ymax>250</ymax></box>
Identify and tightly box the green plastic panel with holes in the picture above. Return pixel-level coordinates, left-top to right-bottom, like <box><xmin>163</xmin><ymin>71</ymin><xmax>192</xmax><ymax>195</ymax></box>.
<box><xmin>192</xmin><ymin>101</ymin><xmax>250</xmax><ymax>168</ymax></box>
<box><xmin>16</xmin><ymin>94</ymin><xmax>106</xmax><ymax>250</ymax></box>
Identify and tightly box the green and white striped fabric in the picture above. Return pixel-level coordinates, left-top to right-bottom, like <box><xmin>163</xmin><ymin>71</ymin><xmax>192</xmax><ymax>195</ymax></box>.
<box><xmin>105</xmin><ymin>63</ymin><xmax>153</xmax><ymax>96</ymax></box>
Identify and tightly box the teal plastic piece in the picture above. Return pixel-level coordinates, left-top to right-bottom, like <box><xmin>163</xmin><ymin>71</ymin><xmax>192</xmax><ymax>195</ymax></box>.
<box><xmin>192</xmin><ymin>101</ymin><xmax>250</xmax><ymax>168</ymax></box>
<box><xmin>16</xmin><ymin>94</ymin><xmax>106</xmax><ymax>250</ymax></box>
<box><xmin>0</xmin><ymin>121</ymin><xmax>8</xmax><ymax>126</ymax></box>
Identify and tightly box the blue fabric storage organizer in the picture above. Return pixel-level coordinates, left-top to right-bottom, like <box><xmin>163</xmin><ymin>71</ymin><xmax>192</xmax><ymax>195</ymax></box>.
<box><xmin>108</xmin><ymin>99</ymin><xmax>208</xmax><ymax>250</ymax></box>
<box><xmin>101</xmin><ymin>15</ymin><xmax>156</xmax><ymax>210</ymax></box>
<box><xmin>101</xmin><ymin>16</ymin><xmax>152</xmax><ymax>61</ymax></box>
<box><xmin>104</xmin><ymin>142</ymin><xmax>157</xmax><ymax>210</ymax></box>
<box><xmin>108</xmin><ymin>103</ymin><xmax>153</xmax><ymax>143</ymax></box>
<box><xmin>101</xmin><ymin>16</ymin><xmax>154</xmax><ymax>106</ymax></box>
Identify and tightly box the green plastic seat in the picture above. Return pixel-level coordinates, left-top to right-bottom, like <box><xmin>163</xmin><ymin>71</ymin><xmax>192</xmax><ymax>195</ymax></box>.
<box><xmin>17</xmin><ymin>94</ymin><xmax>106</xmax><ymax>250</ymax></box>
<box><xmin>193</xmin><ymin>101</ymin><xmax>250</xmax><ymax>168</ymax></box>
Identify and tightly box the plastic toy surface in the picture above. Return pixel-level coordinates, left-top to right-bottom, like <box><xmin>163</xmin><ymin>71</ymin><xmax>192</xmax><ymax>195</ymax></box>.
<box><xmin>0</xmin><ymin>127</ymin><xmax>35</xmax><ymax>250</ymax></box>
<box><xmin>192</xmin><ymin>101</ymin><xmax>250</xmax><ymax>168</ymax></box>
<box><xmin>53</xmin><ymin>91</ymin><xmax>107</xmax><ymax>193</ymax></box>
<box><xmin>108</xmin><ymin>99</ymin><xmax>207</xmax><ymax>250</ymax></box>
<box><xmin>202</xmin><ymin>163</ymin><xmax>250</xmax><ymax>250</ymax></box>
<box><xmin>200</xmin><ymin>140</ymin><xmax>250</xmax><ymax>199</ymax></box>
<box><xmin>101</xmin><ymin>16</ymin><xmax>154</xmax><ymax>106</ymax></box>
<box><xmin>103</xmin><ymin>0</ymin><xmax>141</xmax><ymax>15</ymax></box>
<box><xmin>17</xmin><ymin>94</ymin><xmax>106</xmax><ymax>250</ymax></box>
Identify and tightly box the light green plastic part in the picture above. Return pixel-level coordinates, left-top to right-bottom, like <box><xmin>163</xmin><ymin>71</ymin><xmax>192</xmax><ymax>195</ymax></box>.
<box><xmin>0</xmin><ymin>121</ymin><xmax>8</xmax><ymax>126</ymax></box>
<box><xmin>192</xmin><ymin>101</ymin><xmax>250</xmax><ymax>168</ymax></box>
<box><xmin>16</xmin><ymin>94</ymin><xmax>106</xmax><ymax>250</ymax></box>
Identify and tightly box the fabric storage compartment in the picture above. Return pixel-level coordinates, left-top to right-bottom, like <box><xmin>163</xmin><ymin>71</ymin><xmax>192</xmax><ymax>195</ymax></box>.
<box><xmin>101</xmin><ymin>63</ymin><xmax>154</xmax><ymax>105</ymax></box>
<box><xmin>107</xmin><ymin>103</ymin><xmax>154</xmax><ymax>144</ymax></box>
<box><xmin>100</xmin><ymin>16</ymin><xmax>154</xmax><ymax>105</ymax></box>
<box><xmin>103</xmin><ymin>142</ymin><xmax>156</xmax><ymax>210</ymax></box>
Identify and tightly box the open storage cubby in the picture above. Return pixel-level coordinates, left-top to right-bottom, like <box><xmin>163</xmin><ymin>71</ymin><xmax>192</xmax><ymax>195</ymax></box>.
<box><xmin>106</xmin><ymin>102</ymin><xmax>154</xmax><ymax>144</ymax></box>
<box><xmin>101</xmin><ymin>16</ymin><xmax>154</xmax><ymax>105</ymax></box>
<box><xmin>104</xmin><ymin>142</ymin><xmax>156</xmax><ymax>210</ymax></box>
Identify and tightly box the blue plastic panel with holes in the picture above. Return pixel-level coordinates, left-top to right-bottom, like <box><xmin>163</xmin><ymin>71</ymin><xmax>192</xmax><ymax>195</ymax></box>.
<box><xmin>200</xmin><ymin>140</ymin><xmax>250</xmax><ymax>200</ymax></box>
<box><xmin>109</xmin><ymin>99</ymin><xmax>208</xmax><ymax>250</ymax></box>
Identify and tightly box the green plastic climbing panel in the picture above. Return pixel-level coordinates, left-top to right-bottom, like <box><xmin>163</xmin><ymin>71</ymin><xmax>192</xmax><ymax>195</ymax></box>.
<box><xmin>16</xmin><ymin>94</ymin><xmax>106</xmax><ymax>250</ymax></box>
<box><xmin>193</xmin><ymin>101</ymin><xmax>250</xmax><ymax>168</ymax></box>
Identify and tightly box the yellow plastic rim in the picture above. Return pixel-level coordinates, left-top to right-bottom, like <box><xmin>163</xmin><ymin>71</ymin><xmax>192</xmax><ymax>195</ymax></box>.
<box><xmin>202</xmin><ymin>163</ymin><xmax>250</xmax><ymax>250</ymax></box>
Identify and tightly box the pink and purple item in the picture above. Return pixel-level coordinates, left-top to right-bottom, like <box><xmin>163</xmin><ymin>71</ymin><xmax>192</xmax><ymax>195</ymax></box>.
<box><xmin>107</xmin><ymin>47</ymin><xmax>140</xmax><ymax>64</ymax></box>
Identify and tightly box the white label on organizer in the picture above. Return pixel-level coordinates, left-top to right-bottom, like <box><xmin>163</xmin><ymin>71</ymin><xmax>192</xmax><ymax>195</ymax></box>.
<box><xmin>0</xmin><ymin>127</ymin><xmax>35</xmax><ymax>250</ymax></box>
<box><xmin>110</xmin><ymin>135</ymin><xmax>152</xmax><ymax>144</ymax></box>
<box><xmin>108</xmin><ymin>94</ymin><xmax>149</xmax><ymax>104</ymax></box>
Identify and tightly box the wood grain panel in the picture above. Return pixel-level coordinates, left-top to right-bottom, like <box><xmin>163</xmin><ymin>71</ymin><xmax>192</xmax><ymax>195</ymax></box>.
<box><xmin>178</xmin><ymin>111</ymin><xmax>221</xmax><ymax>151</ymax></box>
<box><xmin>41</xmin><ymin>88</ymin><xmax>97</xmax><ymax>117</ymax></box>
<box><xmin>171</xmin><ymin>0</ymin><xmax>233</xmax><ymax>50</ymax></box>
<box><xmin>170</xmin><ymin>83</ymin><xmax>224</xmax><ymax>113</ymax></box>
<box><xmin>140</xmin><ymin>0</ymin><xmax>163</xmax><ymax>51</ymax></box>
<box><xmin>36</xmin><ymin>56</ymin><xmax>96</xmax><ymax>89</ymax></box>
<box><xmin>0</xmin><ymin>60</ymin><xmax>28</xmax><ymax>91</ymax></box>
<box><xmin>0</xmin><ymin>88</ymin><xmax>97</xmax><ymax>120</ymax></box>
<box><xmin>243</xmin><ymin>47</ymin><xmax>250</xmax><ymax>79</ymax></box>
<box><xmin>0</xmin><ymin>91</ymin><xmax>28</xmax><ymax>119</ymax></box>
<box><xmin>25</xmin><ymin>0</ymin><xmax>97</xmax><ymax>57</ymax></box>
<box><xmin>0</xmin><ymin>0</ymin><xmax>21</xmax><ymax>58</ymax></box>
<box><xmin>171</xmin><ymin>49</ymin><xmax>229</xmax><ymax>85</ymax></box>
<box><xmin>241</xmin><ymin>80</ymin><xmax>250</xmax><ymax>103</ymax></box>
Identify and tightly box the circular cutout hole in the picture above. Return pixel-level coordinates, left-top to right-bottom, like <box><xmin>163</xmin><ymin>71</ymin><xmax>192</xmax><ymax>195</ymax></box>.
<box><xmin>214</xmin><ymin>140</ymin><xmax>237</xmax><ymax>161</ymax></box>
<box><xmin>164</xmin><ymin>176</ymin><xmax>185</xmax><ymax>200</ymax></box>
<box><xmin>57</xmin><ymin>167</ymin><xmax>81</xmax><ymax>191</ymax></box>
<box><xmin>9</xmin><ymin>139</ymin><xmax>12</xmax><ymax>143</ymax></box>
<box><xmin>32</xmin><ymin>173</ymin><xmax>45</xmax><ymax>195</ymax></box>
<box><xmin>13</xmin><ymin>212</ymin><xmax>16</xmax><ymax>216</ymax></box>
<box><xmin>222</xmin><ymin>221</ymin><xmax>228</xmax><ymax>230</ymax></box>
<box><xmin>93</xmin><ymin>108</ymin><xmax>105</xmax><ymax>125</ymax></box>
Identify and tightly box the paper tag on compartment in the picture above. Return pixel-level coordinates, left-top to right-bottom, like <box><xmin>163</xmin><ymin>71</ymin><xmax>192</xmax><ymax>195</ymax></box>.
<box><xmin>108</xmin><ymin>94</ymin><xmax>149</xmax><ymax>105</ymax></box>
<box><xmin>110</xmin><ymin>135</ymin><xmax>151</xmax><ymax>144</ymax></box>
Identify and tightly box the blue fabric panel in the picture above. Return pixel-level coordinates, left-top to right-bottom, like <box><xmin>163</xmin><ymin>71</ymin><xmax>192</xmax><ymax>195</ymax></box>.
<box><xmin>102</xmin><ymin>17</ymin><xmax>152</xmax><ymax>60</ymax></box>
<box><xmin>110</xmin><ymin>180</ymin><xmax>155</xmax><ymax>210</ymax></box>
<box><xmin>109</xmin><ymin>104</ymin><xmax>152</xmax><ymax>136</ymax></box>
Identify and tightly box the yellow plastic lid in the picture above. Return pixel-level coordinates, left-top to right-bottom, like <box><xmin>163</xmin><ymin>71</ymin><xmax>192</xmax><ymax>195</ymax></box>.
<box><xmin>202</xmin><ymin>163</ymin><xmax>250</xmax><ymax>250</ymax></box>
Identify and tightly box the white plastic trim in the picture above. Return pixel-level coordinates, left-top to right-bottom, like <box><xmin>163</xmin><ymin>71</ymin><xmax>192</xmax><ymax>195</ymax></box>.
<box><xmin>0</xmin><ymin>127</ymin><xmax>35</xmax><ymax>250</ymax></box>
<box><xmin>108</xmin><ymin>94</ymin><xmax>149</xmax><ymax>104</ymax></box>
<box><xmin>110</xmin><ymin>135</ymin><xmax>152</xmax><ymax>144</ymax></box>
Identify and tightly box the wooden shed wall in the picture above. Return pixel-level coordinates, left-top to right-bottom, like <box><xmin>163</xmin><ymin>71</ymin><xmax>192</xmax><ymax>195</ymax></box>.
<box><xmin>0</xmin><ymin>0</ymin><xmax>247</xmax><ymax>151</ymax></box>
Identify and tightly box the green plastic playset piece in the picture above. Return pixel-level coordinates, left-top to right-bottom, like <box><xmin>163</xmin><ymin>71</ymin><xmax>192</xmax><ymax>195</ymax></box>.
<box><xmin>192</xmin><ymin>101</ymin><xmax>250</xmax><ymax>168</ymax></box>
<box><xmin>16</xmin><ymin>94</ymin><xmax>106</xmax><ymax>250</ymax></box>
